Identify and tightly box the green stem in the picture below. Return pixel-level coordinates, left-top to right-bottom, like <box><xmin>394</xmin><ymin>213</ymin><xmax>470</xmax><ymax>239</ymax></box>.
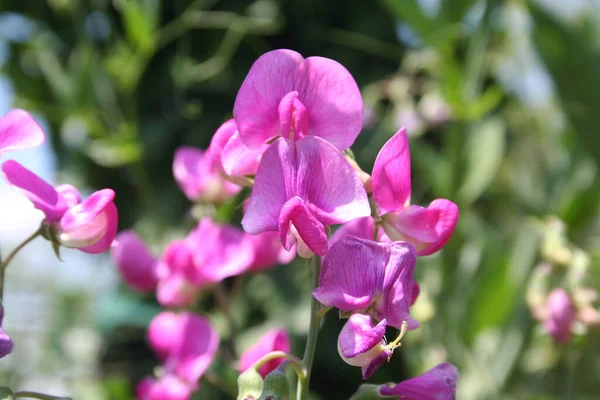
<box><xmin>297</xmin><ymin>256</ymin><xmax>323</xmax><ymax>400</ymax></box>
<box><xmin>0</xmin><ymin>228</ymin><xmax>42</xmax><ymax>300</ymax></box>
<box><xmin>213</xmin><ymin>283</ymin><xmax>237</xmax><ymax>359</ymax></box>
<box><xmin>250</xmin><ymin>350</ymin><xmax>303</xmax><ymax>375</ymax></box>
<box><xmin>13</xmin><ymin>391</ymin><xmax>71</xmax><ymax>400</ymax></box>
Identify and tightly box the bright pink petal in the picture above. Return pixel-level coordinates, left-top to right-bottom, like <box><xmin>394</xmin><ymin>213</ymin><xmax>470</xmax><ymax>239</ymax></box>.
<box><xmin>136</xmin><ymin>374</ymin><xmax>194</xmax><ymax>400</ymax></box>
<box><xmin>338</xmin><ymin>314</ymin><xmax>386</xmax><ymax>361</ymax></box>
<box><xmin>186</xmin><ymin>218</ymin><xmax>254</xmax><ymax>285</ymax></box>
<box><xmin>207</xmin><ymin>119</ymin><xmax>238</xmax><ymax>171</ymax></box>
<box><xmin>239</xmin><ymin>329</ymin><xmax>292</xmax><ymax>378</ymax></box>
<box><xmin>382</xmin><ymin>199</ymin><xmax>459</xmax><ymax>256</ymax></box>
<box><xmin>380</xmin><ymin>362</ymin><xmax>459</xmax><ymax>400</ymax></box>
<box><xmin>111</xmin><ymin>231</ymin><xmax>158</xmax><ymax>292</ymax></box>
<box><xmin>148</xmin><ymin>311</ymin><xmax>183</xmax><ymax>361</ymax></box>
<box><xmin>330</xmin><ymin>217</ymin><xmax>376</xmax><ymax>248</ymax></box>
<box><xmin>0</xmin><ymin>305</ymin><xmax>13</xmax><ymax>359</ymax></box>
<box><xmin>279</xmin><ymin>197</ymin><xmax>328</xmax><ymax>256</ymax></box>
<box><xmin>544</xmin><ymin>288</ymin><xmax>575</xmax><ymax>344</ymax></box>
<box><xmin>156</xmin><ymin>273</ymin><xmax>198</xmax><ymax>308</ymax></box>
<box><xmin>361</xmin><ymin>346</ymin><xmax>393</xmax><ymax>380</ymax></box>
<box><xmin>234</xmin><ymin>49</ymin><xmax>363</xmax><ymax>150</ymax></box>
<box><xmin>77</xmin><ymin>202</ymin><xmax>118</xmax><ymax>254</ymax></box>
<box><xmin>0</xmin><ymin>109</ymin><xmax>45</xmax><ymax>154</ymax></box>
<box><xmin>313</xmin><ymin>236</ymin><xmax>415</xmax><ymax>312</ymax></box>
<box><xmin>1</xmin><ymin>160</ymin><xmax>66</xmax><ymax>221</ymax></box>
<box><xmin>295</xmin><ymin>136</ymin><xmax>370</xmax><ymax>225</ymax></box>
<box><xmin>247</xmin><ymin>231</ymin><xmax>295</xmax><ymax>272</ymax></box>
<box><xmin>372</xmin><ymin>128</ymin><xmax>412</xmax><ymax>215</ymax></box>
<box><xmin>221</xmin><ymin>131</ymin><xmax>266</xmax><ymax>178</ymax></box>
<box><xmin>55</xmin><ymin>184</ymin><xmax>82</xmax><ymax>208</ymax></box>
<box><xmin>242</xmin><ymin>138</ymin><xmax>295</xmax><ymax>234</ymax></box>
<box><xmin>381</xmin><ymin>272</ymin><xmax>420</xmax><ymax>331</ymax></box>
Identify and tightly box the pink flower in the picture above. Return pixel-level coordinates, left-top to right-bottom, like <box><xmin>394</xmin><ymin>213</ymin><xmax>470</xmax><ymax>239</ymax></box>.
<box><xmin>242</xmin><ymin>136</ymin><xmax>370</xmax><ymax>258</ymax></box>
<box><xmin>111</xmin><ymin>231</ymin><xmax>159</xmax><ymax>292</ymax></box>
<box><xmin>247</xmin><ymin>231</ymin><xmax>296</xmax><ymax>272</ymax></box>
<box><xmin>0</xmin><ymin>109</ymin><xmax>45</xmax><ymax>155</ymax></box>
<box><xmin>239</xmin><ymin>329</ymin><xmax>292</xmax><ymax>378</ymax></box>
<box><xmin>542</xmin><ymin>288</ymin><xmax>575</xmax><ymax>344</ymax></box>
<box><xmin>379</xmin><ymin>362</ymin><xmax>459</xmax><ymax>400</ymax></box>
<box><xmin>337</xmin><ymin>314</ymin><xmax>392</xmax><ymax>380</ymax></box>
<box><xmin>329</xmin><ymin>216</ymin><xmax>389</xmax><ymax>248</ymax></box>
<box><xmin>234</xmin><ymin>49</ymin><xmax>363</xmax><ymax>151</ymax></box>
<box><xmin>155</xmin><ymin>240</ymin><xmax>198</xmax><ymax>308</ymax></box>
<box><xmin>313</xmin><ymin>236</ymin><xmax>419</xmax><ymax>330</ymax></box>
<box><xmin>372</xmin><ymin>128</ymin><xmax>458</xmax><ymax>256</ymax></box>
<box><xmin>146</xmin><ymin>311</ymin><xmax>219</xmax><ymax>388</ymax></box>
<box><xmin>173</xmin><ymin>146</ymin><xmax>241</xmax><ymax>203</ymax></box>
<box><xmin>208</xmin><ymin>119</ymin><xmax>267</xmax><ymax>185</ymax></box>
<box><xmin>0</xmin><ymin>304</ymin><xmax>14</xmax><ymax>359</ymax></box>
<box><xmin>2</xmin><ymin>160</ymin><xmax>118</xmax><ymax>254</ymax></box>
<box><xmin>136</xmin><ymin>375</ymin><xmax>193</xmax><ymax>400</ymax></box>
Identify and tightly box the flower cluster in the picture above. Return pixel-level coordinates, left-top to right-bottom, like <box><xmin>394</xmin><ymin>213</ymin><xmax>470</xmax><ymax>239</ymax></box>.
<box><xmin>110</xmin><ymin>48</ymin><xmax>459</xmax><ymax>399</ymax></box>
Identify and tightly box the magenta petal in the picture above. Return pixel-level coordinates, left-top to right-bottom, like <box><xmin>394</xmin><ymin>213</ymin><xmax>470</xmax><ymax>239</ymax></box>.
<box><xmin>239</xmin><ymin>329</ymin><xmax>292</xmax><ymax>378</ymax></box>
<box><xmin>330</xmin><ymin>217</ymin><xmax>377</xmax><ymax>248</ymax></box>
<box><xmin>55</xmin><ymin>184</ymin><xmax>82</xmax><ymax>208</ymax></box>
<box><xmin>208</xmin><ymin>119</ymin><xmax>238</xmax><ymax>171</ymax></box>
<box><xmin>221</xmin><ymin>131</ymin><xmax>266</xmax><ymax>178</ymax></box>
<box><xmin>111</xmin><ymin>231</ymin><xmax>158</xmax><ymax>292</ymax></box>
<box><xmin>361</xmin><ymin>347</ymin><xmax>393</xmax><ymax>380</ymax></box>
<box><xmin>382</xmin><ymin>199</ymin><xmax>459</xmax><ymax>256</ymax></box>
<box><xmin>313</xmin><ymin>236</ymin><xmax>415</xmax><ymax>311</ymax></box>
<box><xmin>136</xmin><ymin>374</ymin><xmax>194</xmax><ymax>400</ymax></box>
<box><xmin>247</xmin><ymin>231</ymin><xmax>295</xmax><ymax>272</ymax></box>
<box><xmin>382</xmin><ymin>273</ymin><xmax>420</xmax><ymax>331</ymax></box>
<box><xmin>156</xmin><ymin>274</ymin><xmax>197</xmax><ymax>308</ymax></box>
<box><xmin>77</xmin><ymin>202</ymin><xmax>118</xmax><ymax>254</ymax></box>
<box><xmin>0</xmin><ymin>109</ymin><xmax>45</xmax><ymax>154</ymax></box>
<box><xmin>338</xmin><ymin>314</ymin><xmax>387</xmax><ymax>360</ymax></box>
<box><xmin>372</xmin><ymin>128</ymin><xmax>412</xmax><ymax>215</ymax></box>
<box><xmin>296</xmin><ymin>136</ymin><xmax>370</xmax><ymax>224</ymax></box>
<box><xmin>0</xmin><ymin>327</ymin><xmax>14</xmax><ymax>359</ymax></box>
<box><xmin>380</xmin><ymin>362</ymin><xmax>459</xmax><ymax>400</ymax></box>
<box><xmin>1</xmin><ymin>160</ymin><xmax>66</xmax><ymax>221</ymax></box>
<box><xmin>544</xmin><ymin>288</ymin><xmax>575</xmax><ymax>344</ymax></box>
<box><xmin>279</xmin><ymin>197</ymin><xmax>328</xmax><ymax>256</ymax></box>
<box><xmin>148</xmin><ymin>311</ymin><xmax>184</xmax><ymax>361</ymax></box>
<box><xmin>242</xmin><ymin>138</ymin><xmax>295</xmax><ymax>234</ymax></box>
<box><xmin>186</xmin><ymin>218</ymin><xmax>254</xmax><ymax>285</ymax></box>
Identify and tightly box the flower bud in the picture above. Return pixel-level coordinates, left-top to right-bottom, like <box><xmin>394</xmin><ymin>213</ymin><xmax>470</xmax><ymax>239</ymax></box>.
<box><xmin>237</xmin><ymin>368</ymin><xmax>264</xmax><ymax>400</ymax></box>
<box><xmin>258</xmin><ymin>363</ymin><xmax>290</xmax><ymax>400</ymax></box>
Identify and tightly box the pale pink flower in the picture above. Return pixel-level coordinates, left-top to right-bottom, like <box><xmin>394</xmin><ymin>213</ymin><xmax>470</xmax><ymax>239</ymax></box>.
<box><xmin>242</xmin><ymin>136</ymin><xmax>370</xmax><ymax>258</ymax></box>
<box><xmin>238</xmin><ymin>329</ymin><xmax>292</xmax><ymax>377</ymax></box>
<box><xmin>372</xmin><ymin>128</ymin><xmax>458</xmax><ymax>255</ymax></box>
<box><xmin>0</xmin><ymin>109</ymin><xmax>45</xmax><ymax>155</ymax></box>
<box><xmin>111</xmin><ymin>231</ymin><xmax>159</xmax><ymax>292</ymax></box>
<box><xmin>379</xmin><ymin>362</ymin><xmax>459</xmax><ymax>400</ymax></box>
<box><xmin>234</xmin><ymin>49</ymin><xmax>363</xmax><ymax>151</ymax></box>
<box><xmin>2</xmin><ymin>160</ymin><xmax>118</xmax><ymax>254</ymax></box>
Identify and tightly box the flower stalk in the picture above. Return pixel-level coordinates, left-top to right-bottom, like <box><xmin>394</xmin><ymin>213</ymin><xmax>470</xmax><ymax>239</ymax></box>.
<box><xmin>0</xmin><ymin>227</ymin><xmax>42</xmax><ymax>300</ymax></box>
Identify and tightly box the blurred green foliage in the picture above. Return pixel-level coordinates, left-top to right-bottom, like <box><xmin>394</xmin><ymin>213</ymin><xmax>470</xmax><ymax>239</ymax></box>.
<box><xmin>1</xmin><ymin>0</ymin><xmax>599</xmax><ymax>399</ymax></box>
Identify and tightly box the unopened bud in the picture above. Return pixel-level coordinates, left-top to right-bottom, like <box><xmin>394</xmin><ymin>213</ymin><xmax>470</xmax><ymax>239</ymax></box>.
<box><xmin>237</xmin><ymin>368</ymin><xmax>264</xmax><ymax>400</ymax></box>
<box><xmin>258</xmin><ymin>363</ymin><xmax>290</xmax><ymax>400</ymax></box>
<box><xmin>349</xmin><ymin>384</ymin><xmax>383</xmax><ymax>400</ymax></box>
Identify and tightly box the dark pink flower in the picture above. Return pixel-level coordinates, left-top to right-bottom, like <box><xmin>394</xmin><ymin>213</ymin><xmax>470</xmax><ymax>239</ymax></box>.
<box><xmin>234</xmin><ymin>49</ymin><xmax>363</xmax><ymax>151</ymax></box>
<box><xmin>242</xmin><ymin>136</ymin><xmax>370</xmax><ymax>258</ymax></box>
<box><xmin>247</xmin><ymin>231</ymin><xmax>296</xmax><ymax>272</ymax></box>
<box><xmin>0</xmin><ymin>304</ymin><xmax>14</xmax><ymax>359</ymax></box>
<box><xmin>238</xmin><ymin>329</ymin><xmax>292</xmax><ymax>378</ymax></box>
<box><xmin>2</xmin><ymin>160</ymin><xmax>118</xmax><ymax>254</ymax></box>
<box><xmin>147</xmin><ymin>311</ymin><xmax>219</xmax><ymax>387</ymax></box>
<box><xmin>173</xmin><ymin>146</ymin><xmax>241</xmax><ymax>203</ymax></box>
<box><xmin>313</xmin><ymin>236</ymin><xmax>419</xmax><ymax>330</ymax></box>
<box><xmin>111</xmin><ymin>231</ymin><xmax>159</xmax><ymax>292</ymax></box>
<box><xmin>372</xmin><ymin>128</ymin><xmax>458</xmax><ymax>256</ymax></box>
<box><xmin>379</xmin><ymin>362</ymin><xmax>458</xmax><ymax>400</ymax></box>
<box><xmin>0</xmin><ymin>109</ymin><xmax>45</xmax><ymax>155</ymax></box>
<box><xmin>543</xmin><ymin>288</ymin><xmax>575</xmax><ymax>344</ymax></box>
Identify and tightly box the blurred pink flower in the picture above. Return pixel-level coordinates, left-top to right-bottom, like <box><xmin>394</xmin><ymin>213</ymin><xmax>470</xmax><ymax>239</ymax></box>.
<box><xmin>239</xmin><ymin>329</ymin><xmax>292</xmax><ymax>378</ymax></box>
<box><xmin>247</xmin><ymin>231</ymin><xmax>296</xmax><ymax>272</ymax></box>
<box><xmin>379</xmin><ymin>362</ymin><xmax>459</xmax><ymax>400</ymax></box>
<box><xmin>234</xmin><ymin>49</ymin><xmax>363</xmax><ymax>151</ymax></box>
<box><xmin>136</xmin><ymin>374</ymin><xmax>193</xmax><ymax>400</ymax></box>
<box><xmin>0</xmin><ymin>304</ymin><xmax>14</xmax><ymax>359</ymax></box>
<box><xmin>155</xmin><ymin>240</ymin><xmax>198</xmax><ymax>308</ymax></box>
<box><xmin>2</xmin><ymin>160</ymin><xmax>118</xmax><ymax>254</ymax></box>
<box><xmin>313</xmin><ymin>236</ymin><xmax>419</xmax><ymax>331</ymax></box>
<box><xmin>543</xmin><ymin>288</ymin><xmax>575</xmax><ymax>344</ymax></box>
<box><xmin>372</xmin><ymin>128</ymin><xmax>458</xmax><ymax>256</ymax></box>
<box><xmin>111</xmin><ymin>231</ymin><xmax>159</xmax><ymax>292</ymax></box>
<box><xmin>173</xmin><ymin>146</ymin><xmax>241</xmax><ymax>203</ymax></box>
<box><xmin>0</xmin><ymin>109</ymin><xmax>45</xmax><ymax>155</ymax></box>
<box><xmin>242</xmin><ymin>136</ymin><xmax>370</xmax><ymax>258</ymax></box>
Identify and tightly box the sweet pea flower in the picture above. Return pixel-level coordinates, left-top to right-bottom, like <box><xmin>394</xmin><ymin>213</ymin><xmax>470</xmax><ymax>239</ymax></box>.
<box><xmin>247</xmin><ymin>231</ymin><xmax>296</xmax><ymax>272</ymax></box>
<box><xmin>155</xmin><ymin>240</ymin><xmax>199</xmax><ymax>308</ymax></box>
<box><xmin>144</xmin><ymin>311</ymin><xmax>219</xmax><ymax>397</ymax></box>
<box><xmin>0</xmin><ymin>304</ymin><xmax>14</xmax><ymax>359</ymax></box>
<box><xmin>208</xmin><ymin>119</ymin><xmax>267</xmax><ymax>185</ymax></box>
<box><xmin>0</xmin><ymin>109</ymin><xmax>45</xmax><ymax>155</ymax></box>
<box><xmin>313</xmin><ymin>236</ymin><xmax>419</xmax><ymax>330</ymax></box>
<box><xmin>372</xmin><ymin>128</ymin><xmax>458</xmax><ymax>256</ymax></box>
<box><xmin>242</xmin><ymin>136</ymin><xmax>370</xmax><ymax>258</ymax></box>
<box><xmin>379</xmin><ymin>362</ymin><xmax>459</xmax><ymax>400</ymax></box>
<box><xmin>234</xmin><ymin>49</ymin><xmax>363</xmax><ymax>151</ymax></box>
<box><xmin>542</xmin><ymin>288</ymin><xmax>575</xmax><ymax>344</ymax></box>
<box><xmin>239</xmin><ymin>329</ymin><xmax>292</xmax><ymax>377</ymax></box>
<box><xmin>173</xmin><ymin>146</ymin><xmax>241</xmax><ymax>203</ymax></box>
<box><xmin>2</xmin><ymin>160</ymin><xmax>118</xmax><ymax>254</ymax></box>
<box><xmin>329</xmin><ymin>216</ymin><xmax>389</xmax><ymax>248</ymax></box>
<box><xmin>111</xmin><ymin>231</ymin><xmax>159</xmax><ymax>292</ymax></box>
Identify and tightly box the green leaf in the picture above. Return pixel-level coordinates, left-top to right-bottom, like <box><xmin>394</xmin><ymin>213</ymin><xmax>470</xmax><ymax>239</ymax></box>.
<box><xmin>458</xmin><ymin>117</ymin><xmax>506</xmax><ymax>204</ymax></box>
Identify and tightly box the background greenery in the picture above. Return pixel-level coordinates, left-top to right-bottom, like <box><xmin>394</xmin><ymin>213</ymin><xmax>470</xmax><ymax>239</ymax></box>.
<box><xmin>0</xmin><ymin>0</ymin><xmax>599</xmax><ymax>398</ymax></box>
